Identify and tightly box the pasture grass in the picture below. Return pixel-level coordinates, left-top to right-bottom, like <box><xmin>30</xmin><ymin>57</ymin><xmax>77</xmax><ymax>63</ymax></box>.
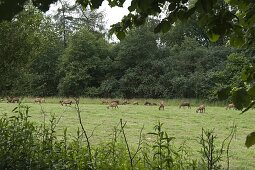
<box><xmin>0</xmin><ymin>98</ymin><xmax>254</xmax><ymax>169</ymax></box>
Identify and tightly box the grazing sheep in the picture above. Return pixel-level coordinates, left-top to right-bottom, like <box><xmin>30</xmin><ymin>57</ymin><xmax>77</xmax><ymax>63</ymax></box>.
<box><xmin>7</xmin><ymin>96</ymin><xmax>19</xmax><ymax>103</ymax></box>
<box><xmin>107</xmin><ymin>102</ymin><xmax>118</xmax><ymax>109</ymax></box>
<box><xmin>122</xmin><ymin>100</ymin><xmax>130</xmax><ymax>105</ymax></box>
<box><xmin>144</xmin><ymin>101</ymin><xmax>152</xmax><ymax>106</ymax></box>
<box><xmin>41</xmin><ymin>98</ymin><xmax>46</xmax><ymax>103</ymax></box>
<box><xmin>111</xmin><ymin>100</ymin><xmax>120</xmax><ymax>105</ymax></box>
<box><xmin>179</xmin><ymin>101</ymin><xmax>191</xmax><ymax>109</ymax></box>
<box><xmin>34</xmin><ymin>97</ymin><xmax>45</xmax><ymax>104</ymax></box>
<box><xmin>196</xmin><ymin>105</ymin><xmax>205</xmax><ymax>113</ymax></box>
<box><xmin>6</xmin><ymin>96</ymin><xmax>12</xmax><ymax>103</ymax></box>
<box><xmin>159</xmin><ymin>101</ymin><xmax>164</xmax><ymax>110</ymax></box>
<box><xmin>133</xmin><ymin>101</ymin><xmax>139</xmax><ymax>105</ymax></box>
<box><xmin>226</xmin><ymin>103</ymin><xmax>236</xmax><ymax>110</ymax></box>
<box><xmin>60</xmin><ymin>99</ymin><xmax>73</xmax><ymax>106</ymax></box>
<box><xmin>101</xmin><ymin>100</ymin><xmax>109</xmax><ymax>104</ymax></box>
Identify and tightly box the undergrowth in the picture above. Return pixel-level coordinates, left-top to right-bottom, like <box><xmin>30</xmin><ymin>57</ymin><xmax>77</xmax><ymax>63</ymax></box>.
<box><xmin>0</xmin><ymin>103</ymin><xmax>236</xmax><ymax>170</ymax></box>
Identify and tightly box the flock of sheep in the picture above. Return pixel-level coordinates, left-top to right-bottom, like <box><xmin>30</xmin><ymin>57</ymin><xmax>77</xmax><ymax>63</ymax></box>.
<box><xmin>101</xmin><ymin>99</ymin><xmax>236</xmax><ymax>113</ymax></box>
<box><xmin>102</xmin><ymin>100</ymin><xmax>206</xmax><ymax>113</ymax></box>
<box><xmin>3</xmin><ymin>96</ymin><xmax>236</xmax><ymax>113</ymax></box>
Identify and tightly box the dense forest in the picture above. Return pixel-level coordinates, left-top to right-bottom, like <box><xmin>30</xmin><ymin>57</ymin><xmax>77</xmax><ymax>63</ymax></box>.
<box><xmin>1</xmin><ymin>2</ymin><xmax>254</xmax><ymax>100</ymax></box>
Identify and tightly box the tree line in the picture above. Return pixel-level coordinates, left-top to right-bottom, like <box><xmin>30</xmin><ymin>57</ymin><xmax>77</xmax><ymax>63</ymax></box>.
<box><xmin>0</xmin><ymin>3</ymin><xmax>254</xmax><ymax>101</ymax></box>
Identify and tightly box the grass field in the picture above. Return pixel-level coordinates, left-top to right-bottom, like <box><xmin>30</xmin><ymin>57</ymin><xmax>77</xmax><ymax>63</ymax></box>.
<box><xmin>0</xmin><ymin>98</ymin><xmax>254</xmax><ymax>169</ymax></box>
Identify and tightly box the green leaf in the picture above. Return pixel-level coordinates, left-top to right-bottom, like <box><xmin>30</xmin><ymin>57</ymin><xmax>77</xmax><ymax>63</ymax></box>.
<box><xmin>12</xmin><ymin>107</ymin><xmax>18</xmax><ymax>112</ymax></box>
<box><xmin>207</xmin><ymin>31</ymin><xmax>220</xmax><ymax>42</ymax></box>
<box><xmin>128</xmin><ymin>0</ymin><xmax>138</xmax><ymax>12</ymax></box>
<box><xmin>200</xmin><ymin>0</ymin><xmax>214</xmax><ymax>12</ymax></box>
<box><xmin>245</xmin><ymin>132</ymin><xmax>255</xmax><ymax>148</ymax></box>
<box><xmin>116</xmin><ymin>31</ymin><xmax>126</xmax><ymax>40</ymax></box>
<box><xmin>138</xmin><ymin>0</ymin><xmax>153</xmax><ymax>11</ymax></box>
<box><xmin>148</xmin><ymin>132</ymin><xmax>158</xmax><ymax>135</ymax></box>
<box><xmin>154</xmin><ymin>23</ymin><xmax>162</xmax><ymax>33</ymax></box>
<box><xmin>241</xmin><ymin>65</ymin><xmax>255</xmax><ymax>82</ymax></box>
<box><xmin>168</xmin><ymin>3</ymin><xmax>176</xmax><ymax>11</ymax></box>
<box><xmin>231</xmin><ymin>87</ymin><xmax>250</xmax><ymax>110</ymax></box>
<box><xmin>247</xmin><ymin>85</ymin><xmax>255</xmax><ymax>96</ymax></box>
<box><xmin>230</xmin><ymin>35</ymin><xmax>245</xmax><ymax>48</ymax></box>
<box><xmin>133</xmin><ymin>15</ymin><xmax>146</xmax><ymax>26</ymax></box>
<box><xmin>76</xmin><ymin>0</ymin><xmax>89</xmax><ymax>8</ymax></box>
<box><xmin>161</xmin><ymin>21</ymin><xmax>171</xmax><ymax>33</ymax></box>
<box><xmin>241</xmin><ymin>101</ymin><xmax>255</xmax><ymax>114</ymax></box>
<box><xmin>90</xmin><ymin>0</ymin><xmax>104</xmax><ymax>9</ymax></box>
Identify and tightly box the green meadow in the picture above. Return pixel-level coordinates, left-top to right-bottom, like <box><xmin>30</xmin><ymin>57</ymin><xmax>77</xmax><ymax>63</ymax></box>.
<box><xmin>0</xmin><ymin>98</ymin><xmax>254</xmax><ymax>169</ymax></box>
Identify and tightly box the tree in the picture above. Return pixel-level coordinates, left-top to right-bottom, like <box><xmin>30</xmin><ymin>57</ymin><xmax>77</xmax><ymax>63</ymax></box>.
<box><xmin>0</xmin><ymin>4</ymin><xmax>49</xmax><ymax>95</ymax></box>
<box><xmin>51</xmin><ymin>0</ymin><xmax>106</xmax><ymax>47</ymax></box>
<box><xmin>28</xmin><ymin>26</ymin><xmax>62</xmax><ymax>96</ymax></box>
<box><xmin>0</xmin><ymin>0</ymin><xmax>57</xmax><ymax>21</ymax></box>
<box><xmin>58</xmin><ymin>27</ymin><xmax>111</xmax><ymax>97</ymax></box>
<box><xmin>111</xmin><ymin>21</ymin><xmax>163</xmax><ymax>98</ymax></box>
<box><xmin>1</xmin><ymin>0</ymin><xmax>254</xmax><ymax>47</ymax></box>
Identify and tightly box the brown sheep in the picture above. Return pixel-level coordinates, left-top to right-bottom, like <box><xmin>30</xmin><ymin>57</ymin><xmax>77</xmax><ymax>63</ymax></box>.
<box><xmin>6</xmin><ymin>96</ymin><xmax>13</xmax><ymax>103</ymax></box>
<box><xmin>7</xmin><ymin>96</ymin><xmax>19</xmax><ymax>103</ymax></box>
<box><xmin>226</xmin><ymin>103</ymin><xmax>236</xmax><ymax>110</ymax></box>
<box><xmin>107</xmin><ymin>102</ymin><xmax>118</xmax><ymax>109</ymax></box>
<box><xmin>144</xmin><ymin>101</ymin><xmax>152</xmax><ymax>106</ymax></box>
<box><xmin>122</xmin><ymin>100</ymin><xmax>130</xmax><ymax>105</ymax></box>
<box><xmin>101</xmin><ymin>100</ymin><xmax>109</xmax><ymax>104</ymax></box>
<box><xmin>159</xmin><ymin>101</ymin><xmax>164</xmax><ymax>110</ymax></box>
<box><xmin>111</xmin><ymin>100</ymin><xmax>120</xmax><ymax>105</ymax></box>
<box><xmin>179</xmin><ymin>101</ymin><xmax>191</xmax><ymax>109</ymax></box>
<box><xmin>196</xmin><ymin>105</ymin><xmax>205</xmax><ymax>113</ymax></box>
<box><xmin>133</xmin><ymin>101</ymin><xmax>139</xmax><ymax>105</ymax></box>
<box><xmin>60</xmin><ymin>99</ymin><xmax>73</xmax><ymax>106</ymax></box>
<box><xmin>34</xmin><ymin>97</ymin><xmax>45</xmax><ymax>104</ymax></box>
<box><xmin>41</xmin><ymin>98</ymin><xmax>46</xmax><ymax>103</ymax></box>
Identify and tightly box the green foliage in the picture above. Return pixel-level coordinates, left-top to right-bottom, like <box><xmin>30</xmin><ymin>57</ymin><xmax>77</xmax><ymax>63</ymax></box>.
<box><xmin>148</xmin><ymin>122</ymin><xmax>176</xmax><ymax>169</ymax></box>
<box><xmin>58</xmin><ymin>27</ymin><xmax>111</xmax><ymax>96</ymax></box>
<box><xmin>233</xmin><ymin>64</ymin><xmax>255</xmax><ymax>113</ymax></box>
<box><xmin>2</xmin><ymin>0</ymin><xmax>255</xmax><ymax>48</ymax></box>
<box><xmin>0</xmin><ymin>6</ymin><xmax>247</xmax><ymax>100</ymax></box>
<box><xmin>105</xmin><ymin>23</ymin><xmax>235</xmax><ymax>99</ymax></box>
<box><xmin>0</xmin><ymin>6</ymin><xmax>46</xmax><ymax>95</ymax></box>
<box><xmin>0</xmin><ymin>106</ymin><xmax>35</xmax><ymax>169</ymax></box>
<box><xmin>245</xmin><ymin>132</ymin><xmax>255</xmax><ymax>148</ymax></box>
<box><xmin>0</xmin><ymin>104</ymin><xmax>235</xmax><ymax>169</ymax></box>
<box><xmin>198</xmin><ymin>127</ymin><xmax>236</xmax><ymax>170</ymax></box>
<box><xmin>198</xmin><ymin>129</ymin><xmax>224</xmax><ymax>169</ymax></box>
<box><xmin>0</xmin><ymin>2</ymin><xmax>248</xmax><ymax>100</ymax></box>
<box><xmin>51</xmin><ymin>0</ymin><xmax>106</xmax><ymax>47</ymax></box>
<box><xmin>0</xmin><ymin>104</ymin><xmax>91</xmax><ymax>169</ymax></box>
<box><xmin>208</xmin><ymin>53</ymin><xmax>251</xmax><ymax>101</ymax></box>
<box><xmin>0</xmin><ymin>0</ymin><xmax>57</xmax><ymax>21</ymax></box>
<box><xmin>0</xmin><ymin>106</ymin><xmax>197</xmax><ymax>169</ymax></box>
<box><xmin>27</xmin><ymin>20</ymin><xmax>63</xmax><ymax>96</ymax></box>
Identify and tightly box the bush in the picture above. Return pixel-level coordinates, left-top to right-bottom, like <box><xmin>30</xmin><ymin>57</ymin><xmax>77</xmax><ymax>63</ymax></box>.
<box><xmin>0</xmin><ymin>104</ymin><xmax>235</xmax><ymax>169</ymax></box>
